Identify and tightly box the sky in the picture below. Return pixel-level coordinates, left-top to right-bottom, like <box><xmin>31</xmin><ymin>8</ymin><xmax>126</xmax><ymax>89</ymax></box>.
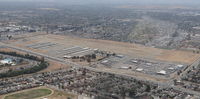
<box><xmin>0</xmin><ymin>0</ymin><xmax>200</xmax><ymax>5</ymax></box>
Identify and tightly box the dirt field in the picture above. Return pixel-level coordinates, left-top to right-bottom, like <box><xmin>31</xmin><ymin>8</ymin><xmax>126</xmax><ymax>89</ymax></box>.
<box><xmin>6</xmin><ymin>32</ymin><xmax>200</xmax><ymax>64</ymax></box>
<box><xmin>40</xmin><ymin>60</ymin><xmax>70</xmax><ymax>72</ymax></box>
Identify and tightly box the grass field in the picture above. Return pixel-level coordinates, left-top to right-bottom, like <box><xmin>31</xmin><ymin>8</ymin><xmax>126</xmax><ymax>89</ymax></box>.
<box><xmin>1</xmin><ymin>87</ymin><xmax>78</xmax><ymax>99</ymax></box>
<box><xmin>4</xmin><ymin>88</ymin><xmax>52</xmax><ymax>99</ymax></box>
<box><xmin>47</xmin><ymin>89</ymin><xmax>77</xmax><ymax>99</ymax></box>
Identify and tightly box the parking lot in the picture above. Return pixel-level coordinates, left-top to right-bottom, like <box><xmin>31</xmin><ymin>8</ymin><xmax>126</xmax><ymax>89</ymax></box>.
<box><xmin>24</xmin><ymin>41</ymin><xmax>96</xmax><ymax>60</ymax></box>
<box><xmin>99</xmin><ymin>55</ymin><xmax>186</xmax><ymax>77</ymax></box>
<box><xmin>26</xmin><ymin>42</ymin><xmax>59</xmax><ymax>50</ymax></box>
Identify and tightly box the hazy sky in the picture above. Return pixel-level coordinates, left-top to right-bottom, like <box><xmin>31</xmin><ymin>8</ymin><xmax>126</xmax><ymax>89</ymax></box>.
<box><xmin>0</xmin><ymin>0</ymin><xmax>200</xmax><ymax>5</ymax></box>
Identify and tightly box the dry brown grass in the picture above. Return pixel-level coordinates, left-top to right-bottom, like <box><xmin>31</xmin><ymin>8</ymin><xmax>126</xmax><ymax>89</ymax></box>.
<box><xmin>0</xmin><ymin>48</ymin><xmax>27</xmax><ymax>55</ymax></box>
<box><xmin>40</xmin><ymin>61</ymin><xmax>70</xmax><ymax>72</ymax></box>
<box><xmin>6</xmin><ymin>32</ymin><xmax>200</xmax><ymax>64</ymax></box>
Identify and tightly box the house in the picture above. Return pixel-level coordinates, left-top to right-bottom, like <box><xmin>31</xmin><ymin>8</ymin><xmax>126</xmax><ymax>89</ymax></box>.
<box><xmin>0</xmin><ymin>58</ymin><xmax>13</xmax><ymax>64</ymax></box>
<box><xmin>157</xmin><ymin>70</ymin><xmax>167</xmax><ymax>75</ymax></box>
<box><xmin>136</xmin><ymin>68</ymin><xmax>143</xmax><ymax>72</ymax></box>
<box><xmin>63</xmin><ymin>55</ymin><xmax>72</xmax><ymax>59</ymax></box>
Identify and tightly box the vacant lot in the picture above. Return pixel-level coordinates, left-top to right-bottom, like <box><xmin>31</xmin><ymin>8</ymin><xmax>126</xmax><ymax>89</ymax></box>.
<box><xmin>4</xmin><ymin>88</ymin><xmax>52</xmax><ymax>99</ymax></box>
<box><xmin>7</xmin><ymin>32</ymin><xmax>200</xmax><ymax>64</ymax></box>
<box><xmin>40</xmin><ymin>60</ymin><xmax>69</xmax><ymax>72</ymax></box>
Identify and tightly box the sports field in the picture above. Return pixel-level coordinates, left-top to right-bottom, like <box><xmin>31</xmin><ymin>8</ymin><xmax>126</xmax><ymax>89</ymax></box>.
<box><xmin>1</xmin><ymin>87</ymin><xmax>78</xmax><ymax>99</ymax></box>
<box><xmin>4</xmin><ymin>88</ymin><xmax>52</xmax><ymax>99</ymax></box>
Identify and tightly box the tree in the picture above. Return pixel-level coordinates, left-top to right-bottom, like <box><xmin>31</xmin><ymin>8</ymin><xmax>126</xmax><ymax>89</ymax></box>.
<box><xmin>7</xmin><ymin>35</ymin><xmax>12</xmax><ymax>40</ymax></box>
<box><xmin>145</xmin><ymin>85</ymin><xmax>151</xmax><ymax>92</ymax></box>
<box><xmin>87</xmin><ymin>58</ymin><xmax>91</xmax><ymax>63</ymax></box>
<box><xmin>186</xmin><ymin>34</ymin><xmax>191</xmax><ymax>40</ymax></box>
<box><xmin>41</xmin><ymin>57</ymin><xmax>45</xmax><ymax>62</ymax></box>
<box><xmin>91</xmin><ymin>54</ymin><xmax>96</xmax><ymax>59</ymax></box>
<box><xmin>172</xmin><ymin>31</ymin><xmax>179</xmax><ymax>37</ymax></box>
<box><xmin>119</xmin><ymin>86</ymin><xmax>126</xmax><ymax>99</ymax></box>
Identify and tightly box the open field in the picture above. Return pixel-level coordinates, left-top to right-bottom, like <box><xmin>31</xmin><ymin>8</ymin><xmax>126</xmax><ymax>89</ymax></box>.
<box><xmin>40</xmin><ymin>60</ymin><xmax>69</xmax><ymax>72</ymax></box>
<box><xmin>1</xmin><ymin>86</ymin><xmax>77</xmax><ymax>99</ymax></box>
<box><xmin>4</xmin><ymin>88</ymin><xmax>52</xmax><ymax>99</ymax></box>
<box><xmin>6</xmin><ymin>32</ymin><xmax>200</xmax><ymax>64</ymax></box>
<box><xmin>45</xmin><ymin>88</ymin><xmax>77</xmax><ymax>99</ymax></box>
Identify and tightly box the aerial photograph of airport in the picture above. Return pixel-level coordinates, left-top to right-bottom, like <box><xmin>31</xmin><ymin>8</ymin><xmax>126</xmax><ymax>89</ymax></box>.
<box><xmin>0</xmin><ymin>0</ymin><xmax>200</xmax><ymax>99</ymax></box>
